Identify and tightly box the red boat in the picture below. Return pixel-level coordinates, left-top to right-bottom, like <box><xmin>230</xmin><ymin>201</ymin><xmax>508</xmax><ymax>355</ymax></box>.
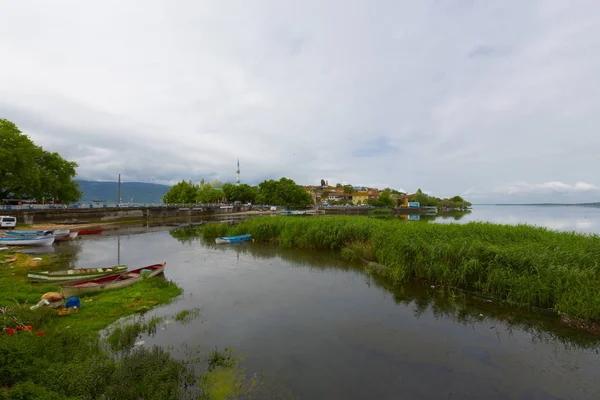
<box><xmin>74</xmin><ymin>228</ymin><xmax>103</xmax><ymax>235</ymax></box>
<box><xmin>60</xmin><ymin>263</ymin><xmax>166</xmax><ymax>298</ymax></box>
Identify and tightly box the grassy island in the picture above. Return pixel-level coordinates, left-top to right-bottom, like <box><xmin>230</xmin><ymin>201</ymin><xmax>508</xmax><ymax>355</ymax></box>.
<box><xmin>202</xmin><ymin>216</ymin><xmax>600</xmax><ymax>321</ymax></box>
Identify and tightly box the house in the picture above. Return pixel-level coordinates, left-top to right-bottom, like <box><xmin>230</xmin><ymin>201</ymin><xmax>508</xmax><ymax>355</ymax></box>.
<box><xmin>367</xmin><ymin>189</ymin><xmax>380</xmax><ymax>200</ymax></box>
<box><xmin>352</xmin><ymin>191</ymin><xmax>369</xmax><ymax>205</ymax></box>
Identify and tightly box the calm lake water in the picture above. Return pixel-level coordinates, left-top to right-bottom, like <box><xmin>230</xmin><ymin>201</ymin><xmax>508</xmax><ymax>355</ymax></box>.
<box><xmin>433</xmin><ymin>204</ymin><xmax>600</xmax><ymax>235</ymax></box>
<box><xmin>51</xmin><ymin>205</ymin><xmax>600</xmax><ymax>399</ymax></box>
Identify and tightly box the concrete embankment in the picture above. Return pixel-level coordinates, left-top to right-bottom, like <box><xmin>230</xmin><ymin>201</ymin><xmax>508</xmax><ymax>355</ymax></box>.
<box><xmin>1</xmin><ymin>205</ymin><xmax>270</xmax><ymax>225</ymax></box>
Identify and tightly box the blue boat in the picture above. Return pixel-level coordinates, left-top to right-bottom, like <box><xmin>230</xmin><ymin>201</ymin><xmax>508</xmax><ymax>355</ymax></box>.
<box><xmin>215</xmin><ymin>234</ymin><xmax>252</xmax><ymax>244</ymax></box>
<box><xmin>280</xmin><ymin>210</ymin><xmax>292</xmax><ymax>215</ymax></box>
<box><xmin>4</xmin><ymin>230</ymin><xmax>51</xmax><ymax>237</ymax></box>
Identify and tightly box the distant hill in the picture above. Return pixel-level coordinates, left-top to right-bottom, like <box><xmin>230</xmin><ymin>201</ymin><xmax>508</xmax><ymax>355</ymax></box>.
<box><xmin>77</xmin><ymin>180</ymin><xmax>171</xmax><ymax>204</ymax></box>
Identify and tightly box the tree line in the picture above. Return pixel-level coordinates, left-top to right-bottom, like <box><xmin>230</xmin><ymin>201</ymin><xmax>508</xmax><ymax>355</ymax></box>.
<box><xmin>162</xmin><ymin>177</ymin><xmax>314</xmax><ymax>209</ymax></box>
<box><xmin>0</xmin><ymin>119</ymin><xmax>81</xmax><ymax>203</ymax></box>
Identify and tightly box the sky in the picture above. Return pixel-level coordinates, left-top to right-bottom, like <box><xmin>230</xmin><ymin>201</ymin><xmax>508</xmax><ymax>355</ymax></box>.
<box><xmin>1</xmin><ymin>0</ymin><xmax>599</xmax><ymax>203</ymax></box>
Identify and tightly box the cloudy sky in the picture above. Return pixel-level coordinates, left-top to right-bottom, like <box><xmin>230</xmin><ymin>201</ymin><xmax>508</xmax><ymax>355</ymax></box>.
<box><xmin>1</xmin><ymin>1</ymin><xmax>599</xmax><ymax>203</ymax></box>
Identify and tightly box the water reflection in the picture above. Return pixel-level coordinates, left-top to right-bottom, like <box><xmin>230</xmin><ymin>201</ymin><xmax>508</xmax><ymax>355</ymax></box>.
<box><xmin>45</xmin><ymin>226</ymin><xmax>600</xmax><ymax>399</ymax></box>
<box><xmin>436</xmin><ymin>205</ymin><xmax>600</xmax><ymax>234</ymax></box>
<box><xmin>167</xmin><ymin>225</ymin><xmax>600</xmax><ymax>350</ymax></box>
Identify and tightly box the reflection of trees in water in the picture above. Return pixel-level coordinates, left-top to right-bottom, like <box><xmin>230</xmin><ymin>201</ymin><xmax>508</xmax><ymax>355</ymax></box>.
<box><xmin>168</xmin><ymin>226</ymin><xmax>204</xmax><ymax>244</ymax></box>
<box><xmin>170</xmin><ymin>223</ymin><xmax>598</xmax><ymax>349</ymax></box>
<box><xmin>369</xmin><ymin>273</ymin><xmax>600</xmax><ymax>350</ymax></box>
<box><xmin>50</xmin><ymin>241</ymin><xmax>84</xmax><ymax>270</ymax></box>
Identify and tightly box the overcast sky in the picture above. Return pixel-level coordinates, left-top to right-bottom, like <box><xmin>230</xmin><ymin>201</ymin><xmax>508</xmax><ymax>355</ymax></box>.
<box><xmin>1</xmin><ymin>1</ymin><xmax>599</xmax><ymax>203</ymax></box>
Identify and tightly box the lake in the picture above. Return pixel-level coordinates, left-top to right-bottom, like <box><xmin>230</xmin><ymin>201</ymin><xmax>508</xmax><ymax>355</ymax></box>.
<box><xmin>431</xmin><ymin>204</ymin><xmax>600</xmax><ymax>235</ymax></box>
<box><xmin>51</xmin><ymin>205</ymin><xmax>600</xmax><ymax>399</ymax></box>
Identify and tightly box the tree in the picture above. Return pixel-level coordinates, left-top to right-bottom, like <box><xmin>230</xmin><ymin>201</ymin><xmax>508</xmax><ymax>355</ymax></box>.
<box><xmin>196</xmin><ymin>179</ymin><xmax>225</xmax><ymax>203</ymax></box>
<box><xmin>335</xmin><ymin>183</ymin><xmax>342</xmax><ymax>188</ymax></box>
<box><xmin>162</xmin><ymin>180</ymin><xmax>197</xmax><ymax>203</ymax></box>
<box><xmin>222</xmin><ymin>183</ymin><xmax>258</xmax><ymax>203</ymax></box>
<box><xmin>257</xmin><ymin>177</ymin><xmax>313</xmax><ymax>208</ymax></box>
<box><xmin>0</xmin><ymin>119</ymin><xmax>81</xmax><ymax>203</ymax></box>
<box><xmin>343</xmin><ymin>184</ymin><xmax>354</xmax><ymax>194</ymax></box>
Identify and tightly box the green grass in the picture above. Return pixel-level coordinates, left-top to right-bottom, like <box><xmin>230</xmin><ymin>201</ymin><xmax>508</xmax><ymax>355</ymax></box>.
<box><xmin>201</xmin><ymin>216</ymin><xmax>600</xmax><ymax>321</ymax></box>
<box><xmin>0</xmin><ymin>252</ymin><xmax>259</xmax><ymax>399</ymax></box>
<box><xmin>0</xmin><ymin>253</ymin><xmax>182</xmax><ymax>336</ymax></box>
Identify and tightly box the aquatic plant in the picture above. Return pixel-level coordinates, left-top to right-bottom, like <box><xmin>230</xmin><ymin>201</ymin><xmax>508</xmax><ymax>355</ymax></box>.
<box><xmin>201</xmin><ymin>216</ymin><xmax>600</xmax><ymax>321</ymax></box>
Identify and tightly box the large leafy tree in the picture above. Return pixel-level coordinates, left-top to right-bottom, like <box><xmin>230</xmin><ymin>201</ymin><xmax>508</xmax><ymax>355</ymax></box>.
<box><xmin>196</xmin><ymin>179</ymin><xmax>225</xmax><ymax>203</ymax></box>
<box><xmin>367</xmin><ymin>188</ymin><xmax>394</xmax><ymax>207</ymax></box>
<box><xmin>162</xmin><ymin>180</ymin><xmax>197</xmax><ymax>203</ymax></box>
<box><xmin>222</xmin><ymin>183</ymin><xmax>258</xmax><ymax>203</ymax></box>
<box><xmin>257</xmin><ymin>177</ymin><xmax>313</xmax><ymax>208</ymax></box>
<box><xmin>0</xmin><ymin>119</ymin><xmax>81</xmax><ymax>203</ymax></box>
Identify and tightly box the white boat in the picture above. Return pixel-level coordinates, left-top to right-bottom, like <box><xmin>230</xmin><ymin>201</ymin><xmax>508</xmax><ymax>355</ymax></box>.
<box><xmin>0</xmin><ymin>236</ymin><xmax>55</xmax><ymax>246</ymax></box>
<box><xmin>52</xmin><ymin>229</ymin><xmax>71</xmax><ymax>241</ymax></box>
<box><xmin>69</xmin><ymin>231</ymin><xmax>79</xmax><ymax>240</ymax></box>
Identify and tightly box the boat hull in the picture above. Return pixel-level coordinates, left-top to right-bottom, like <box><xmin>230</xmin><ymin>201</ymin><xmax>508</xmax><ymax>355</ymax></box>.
<box><xmin>215</xmin><ymin>234</ymin><xmax>252</xmax><ymax>244</ymax></box>
<box><xmin>53</xmin><ymin>233</ymin><xmax>71</xmax><ymax>241</ymax></box>
<box><xmin>28</xmin><ymin>265</ymin><xmax>128</xmax><ymax>282</ymax></box>
<box><xmin>75</xmin><ymin>228</ymin><xmax>103</xmax><ymax>235</ymax></box>
<box><xmin>0</xmin><ymin>236</ymin><xmax>55</xmax><ymax>246</ymax></box>
<box><xmin>60</xmin><ymin>263</ymin><xmax>166</xmax><ymax>298</ymax></box>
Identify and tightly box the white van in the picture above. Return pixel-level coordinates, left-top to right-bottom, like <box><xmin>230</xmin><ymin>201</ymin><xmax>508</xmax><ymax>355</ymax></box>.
<box><xmin>0</xmin><ymin>216</ymin><xmax>17</xmax><ymax>229</ymax></box>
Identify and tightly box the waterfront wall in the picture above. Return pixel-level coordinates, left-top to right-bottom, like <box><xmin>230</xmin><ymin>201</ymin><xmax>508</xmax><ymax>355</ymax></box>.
<box><xmin>0</xmin><ymin>205</ymin><xmax>251</xmax><ymax>225</ymax></box>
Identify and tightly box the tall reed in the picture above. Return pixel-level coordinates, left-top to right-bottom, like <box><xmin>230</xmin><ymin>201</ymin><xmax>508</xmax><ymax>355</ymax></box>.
<box><xmin>202</xmin><ymin>217</ymin><xmax>600</xmax><ymax>321</ymax></box>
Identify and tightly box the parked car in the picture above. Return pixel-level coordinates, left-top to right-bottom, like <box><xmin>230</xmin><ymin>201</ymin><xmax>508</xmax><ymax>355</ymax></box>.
<box><xmin>0</xmin><ymin>216</ymin><xmax>17</xmax><ymax>229</ymax></box>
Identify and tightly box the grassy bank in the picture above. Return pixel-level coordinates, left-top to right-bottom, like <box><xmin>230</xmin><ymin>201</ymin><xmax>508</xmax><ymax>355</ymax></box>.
<box><xmin>0</xmin><ymin>252</ymin><xmax>257</xmax><ymax>399</ymax></box>
<box><xmin>201</xmin><ymin>216</ymin><xmax>600</xmax><ymax>321</ymax></box>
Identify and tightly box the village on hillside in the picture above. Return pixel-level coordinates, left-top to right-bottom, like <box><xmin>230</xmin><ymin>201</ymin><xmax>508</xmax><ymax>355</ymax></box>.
<box><xmin>302</xmin><ymin>180</ymin><xmax>471</xmax><ymax>211</ymax></box>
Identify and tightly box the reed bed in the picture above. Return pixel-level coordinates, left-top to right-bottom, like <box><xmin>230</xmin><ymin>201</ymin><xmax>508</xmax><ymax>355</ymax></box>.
<box><xmin>202</xmin><ymin>217</ymin><xmax>600</xmax><ymax>321</ymax></box>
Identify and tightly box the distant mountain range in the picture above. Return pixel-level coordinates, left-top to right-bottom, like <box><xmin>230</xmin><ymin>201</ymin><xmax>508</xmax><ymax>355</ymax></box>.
<box><xmin>77</xmin><ymin>180</ymin><xmax>171</xmax><ymax>204</ymax></box>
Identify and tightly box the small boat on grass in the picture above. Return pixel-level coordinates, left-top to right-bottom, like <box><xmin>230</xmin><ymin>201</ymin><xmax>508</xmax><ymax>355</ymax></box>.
<box><xmin>74</xmin><ymin>228</ymin><xmax>103</xmax><ymax>235</ymax></box>
<box><xmin>60</xmin><ymin>263</ymin><xmax>166</xmax><ymax>298</ymax></box>
<box><xmin>28</xmin><ymin>265</ymin><xmax>128</xmax><ymax>283</ymax></box>
<box><xmin>215</xmin><ymin>234</ymin><xmax>251</xmax><ymax>244</ymax></box>
<box><xmin>0</xmin><ymin>236</ymin><xmax>55</xmax><ymax>246</ymax></box>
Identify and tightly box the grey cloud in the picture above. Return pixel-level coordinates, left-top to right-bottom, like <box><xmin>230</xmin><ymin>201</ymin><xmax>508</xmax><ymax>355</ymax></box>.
<box><xmin>467</xmin><ymin>45</ymin><xmax>508</xmax><ymax>58</ymax></box>
<box><xmin>0</xmin><ymin>1</ymin><xmax>599</xmax><ymax>202</ymax></box>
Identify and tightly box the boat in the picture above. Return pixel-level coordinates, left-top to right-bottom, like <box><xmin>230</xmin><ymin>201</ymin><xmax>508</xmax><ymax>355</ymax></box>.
<box><xmin>27</xmin><ymin>265</ymin><xmax>128</xmax><ymax>282</ymax></box>
<box><xmin>215</xmin><ymin>234</ymin><xmax>252</xmax><ymax>244</ymax></box>
<box><xmin>0</xmin><ymin>236</ymin><xmax>55</xmax><ymax>246</ymax></box>
<box><xmin>69</xmin><ymin>231</ymin><xmax>79</xmax><ymax>240</ymax></box>
<box><xmin>74</xmin><ymin>228</ymin><xmax>103</xmax><ymax>235</ymax></box>
<box><xmin>52</xmin><ymin>229</ymin><xmax>71</xmax><ymax>241</ymax></box>
<box><xmin>60</xmin><ymin>263</ymin><xmax>166</xmax><ymax>298</ymax></box>
<box><xmin>4</xmin><ymin>230</ymin><xmax>51</xmax><ymax>237</ymax></box>
<box><xmin>280</xmin><ymin>210</ymin><xmax>292</xmax><ymax>215</ymax></box>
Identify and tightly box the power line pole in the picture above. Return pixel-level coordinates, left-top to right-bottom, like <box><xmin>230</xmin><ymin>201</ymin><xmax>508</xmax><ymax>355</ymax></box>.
<box><xmin>118</xmin><ymin>174</ymin><xmax>121</xmax><ymax>206</ymax></box>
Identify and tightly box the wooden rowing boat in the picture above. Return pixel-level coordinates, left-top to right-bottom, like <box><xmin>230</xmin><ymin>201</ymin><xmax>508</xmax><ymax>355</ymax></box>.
<box><xmin>0</xmin><ymin>236</ymin><xmax>55</xmax><ymax>246</ymax></box>
<box><xmin>74</xmin><ymin>228</ymin><xmax>103</xmax><ymax>235</ymax></box>
<box><xmin>60</xmin><ymin>263</ymin><xmax>166</xmax><ymax>298</ymax></box>
<box><xmin>215</xmin><ymin>234</ymin><xmax>251</xmax><ymax>244</ymax></box>
<box><xmin>27</xmin><ymin>265</ymin><xmax>128</xmax><ymax>282</ymax></box>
